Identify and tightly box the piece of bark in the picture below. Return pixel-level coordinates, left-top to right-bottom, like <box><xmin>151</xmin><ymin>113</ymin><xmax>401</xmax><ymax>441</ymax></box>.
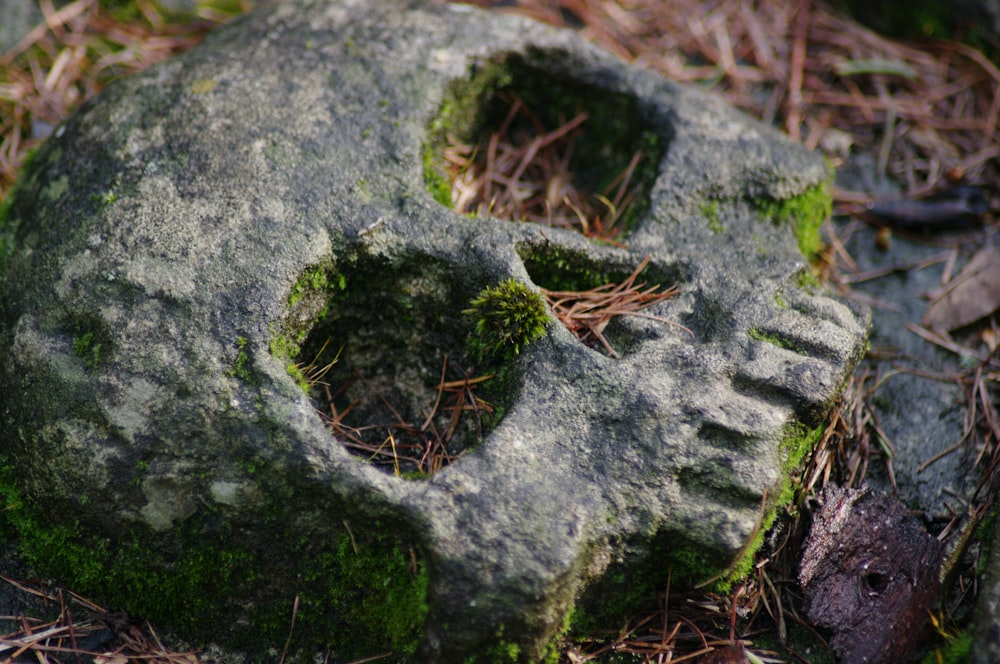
<box><xmin>799</xmin><ymin>486</ymin><xmax>944</xmax><ymax>664</ymax></box>
<box><xmin>923</xmin><ymin>245</ymin><xmax>1000</xmax><ymax>332</ymax></box>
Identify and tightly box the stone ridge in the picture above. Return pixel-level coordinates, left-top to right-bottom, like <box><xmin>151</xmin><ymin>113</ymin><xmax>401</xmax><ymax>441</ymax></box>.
<box><xmin>0</xmin><ymin>0</ymin><xmax>870</xmax><ymax>660</ymax></box>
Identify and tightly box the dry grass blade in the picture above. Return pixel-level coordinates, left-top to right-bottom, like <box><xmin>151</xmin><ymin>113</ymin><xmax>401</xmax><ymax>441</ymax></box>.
<box><xmin>540</xmin><ymin>256</ymin><xmax>689</xmax><ymax>358</ymax></box>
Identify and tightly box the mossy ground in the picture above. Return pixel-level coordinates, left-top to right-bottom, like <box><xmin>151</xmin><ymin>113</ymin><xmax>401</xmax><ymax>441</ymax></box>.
<box><xmin>755</xmin><ymin>179</ymin><xmax>833</xmax><ymax>262</ymax></box>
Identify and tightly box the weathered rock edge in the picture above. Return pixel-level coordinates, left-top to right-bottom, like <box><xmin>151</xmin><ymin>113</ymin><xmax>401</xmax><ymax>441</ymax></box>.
<box><xmin>0</xmin><ymin>0</ymin><xmax>870</xmax><ymax>660</ymax></box>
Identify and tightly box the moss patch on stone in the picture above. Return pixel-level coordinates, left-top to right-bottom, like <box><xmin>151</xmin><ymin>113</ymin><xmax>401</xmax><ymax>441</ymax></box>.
<box><xmin>0</xmin><ymin>458</ymin><xmax>429</xmax><ymax>661</ymax></box>
<box><xmin>700</xmin><ymin>200</ymin><xmax>725</xmax><ymax>234</ymax></box>
<box><xmin>0</xmin><ymin>460</ymin><xmax>257</xmax><ymax>638</ymax></box>
<box><xmin>755</xmin><ymin>180</ymin><xmax>832</xmax><ymax>262</ymax></box>
<box><xmin>748</xmin><ymin>327</ymin><xmax>809</xmax><ymax>355</ymax></box>
<box><xmin>64</xmin><ymin>311</ymin><xmax>111</xmax><ymax>370</ymax></box>
<box><xmin>466</xmin><ymin>279</ymin><xmax>550</xmax><ymax>361</ymax></box>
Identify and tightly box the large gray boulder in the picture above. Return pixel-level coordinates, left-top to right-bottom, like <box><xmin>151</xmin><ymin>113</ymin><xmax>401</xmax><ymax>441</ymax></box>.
<box><xmin>0</xmin><ymin>0</ymin><xmax>869</xmax><ymax>660</ymax></box>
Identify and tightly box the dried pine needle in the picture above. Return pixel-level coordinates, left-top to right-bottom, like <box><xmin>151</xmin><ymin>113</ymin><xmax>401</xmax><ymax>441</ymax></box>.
<box><xmin>445</xmin><ymin>91</ymin><xmax>643</xmax><ymax>241</ymax></box>
<box><xmin>541</xmin><ymin>256</ymin><xmax>690</xmax><ymax>358</ymax></box>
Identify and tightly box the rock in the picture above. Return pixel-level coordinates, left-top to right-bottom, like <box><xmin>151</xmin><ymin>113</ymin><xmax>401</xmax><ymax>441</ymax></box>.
<box><xmin>0</xmin><ymin>0</ymin><xmax>40</xmax><ymax>54</ymax></box>
<box><xmin>0</xmin><ymin>0</ymin><xmax>869</xmax><ymax>660</ymax></box>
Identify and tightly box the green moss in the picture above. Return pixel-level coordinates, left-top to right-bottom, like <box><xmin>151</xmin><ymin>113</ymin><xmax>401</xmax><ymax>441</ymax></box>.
<box><xmin>570</xmin><ymin>564</ymin><xmax>661</xmax><ymax>636</ymax></box>
<box><xmin>794</xmin><ymin>267</ymin><xmax>821</xmax><ymax>292</ymax></box>
<box><xmin>700</xmin><ymin>200</ymin><xmax>725</xmax><ymax>234</ymax></box>
<box><xmin>272</xmin><ymin>263</ymin><xmax>349</xmax><ymax>391</ymax></box>
<box><xmin>0</xmin><ymin>457</ymin><xmax>429</xmax><ymax>661</ymax></box>
<box><xmin>755</xmin><ymin>180</ymin><xmax>832</xmax><ymax>262</ymax></box>
<box><xmin>229</xmin><ymin>336</ymin><xmax>253</xmax><ymax>382</ymax></box>
<box><xmin>288</xmin><ymin>264</ymin><xmax>331</xmax><ymax>307</ymax></box>
<box><xmin>305</xmin><ymin>529</ymin><xmax>429</xmax><ymax>658</ymax></box>
<box><xmin>89</xmin><ymin>189</ymin><xmax>118</xmax><ymax>208</ymax></box>
<box><xmin>72</xmin><ymin>331</ymin><xmax>101</xmax><ymax>368</ymax></box>
<box><xmin>0</xmin><ymin>460</ymin><xmax>257</xmax><ymax>636</ymax></box>
<box><xmin>920</xmin><ymin>630</ymin><xmax>972</xmax><ymax>664</ymax></box>
<box><xmin>466</xmin><ymin>279</ymin><xmax>550</xmax><ymax>361</ymax></box>
<box><xmin>65</xmin><ymin>312</ymin><xmax>109</xmax><ymax>369</ymax></box>
<box><xmin>778</xmin><ymin>422</ymin><xmax>824</xmax><ymax>506</ymax></box>
<box><xmin>667</xmin><ymin>421</ymin><xmax>824</xmax><ymax>593</ymax></box>
<box><xmin>0</xmin><ymin>145</ymin><xmax>41</xmax><ymax>272</ymax></box>
<box><xmin>482</xmin><ymin>633</ymin><xmax>521</xmax><ymax>663</ymax></box>
<box><xmin>748</xmin><ymin>327</ymin><xmax>808</xmax><ymax>355</ymax></box>
<box><xmin>423</xmin><ymin>142</ymin><xmax>454</xmax><ymax>208</ymax></box>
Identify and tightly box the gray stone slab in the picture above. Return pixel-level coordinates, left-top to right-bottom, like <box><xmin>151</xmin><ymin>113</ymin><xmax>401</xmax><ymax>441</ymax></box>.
<box><xmin>0</xmin><ymin>0</ymin><xmax>869</xmax><ymax>659</ymax></box>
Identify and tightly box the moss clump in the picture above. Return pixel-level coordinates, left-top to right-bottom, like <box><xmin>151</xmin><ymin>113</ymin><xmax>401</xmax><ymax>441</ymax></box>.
<box><xmin>466</xmin><ymin>279</ymin><xmax>550</xmax><ymax>361</ymax></box>
<box><xmin>72</xmin><ymin>331</ymin><xmax>102</xmax><ymax>368</ymax></box>
<box><xmin>64</xmin><ymin>311</ymin><xmax>110</xmax><ymax>370</ymax></box>
<box><xmin>756</xmin><ymin>180</ymin><xmax>832</xmax><ymax>262</ymax></box>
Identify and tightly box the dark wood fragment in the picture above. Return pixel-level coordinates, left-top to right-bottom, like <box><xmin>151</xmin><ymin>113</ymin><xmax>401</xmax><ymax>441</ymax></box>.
<box><xmin>799</xmin><ymin>486</ymin><xmax>944</xmax><ymax>664</ymax></box>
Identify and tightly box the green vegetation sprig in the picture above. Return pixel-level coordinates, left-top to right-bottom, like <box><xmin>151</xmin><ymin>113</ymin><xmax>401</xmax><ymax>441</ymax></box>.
<box><xmin>465</xmin><ymin>279</ymin><xmax>550</xmax><ymax>360</ymax></box>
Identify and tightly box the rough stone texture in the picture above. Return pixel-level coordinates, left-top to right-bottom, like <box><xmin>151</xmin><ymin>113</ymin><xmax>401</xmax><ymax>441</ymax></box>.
<box><xmin>0</xmin><ymin>0</ymin><xmax>41</xmax><ymax>54</ymax></box>
<box><xmin>833</xmin><ymin>156</ymin><xmax>980</xmax><ymax>520</ymax></box>
<box><xmin>0</xmin><ymin>0</ymin><xmax>869</xmax><ymax>659</ymax></box>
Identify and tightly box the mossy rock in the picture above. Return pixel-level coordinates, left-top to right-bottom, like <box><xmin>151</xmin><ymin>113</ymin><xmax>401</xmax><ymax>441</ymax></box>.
<box><xmin>0</xmin><ymin>0</ymin><xmax>869</xmax><ymax>661</ymax></box>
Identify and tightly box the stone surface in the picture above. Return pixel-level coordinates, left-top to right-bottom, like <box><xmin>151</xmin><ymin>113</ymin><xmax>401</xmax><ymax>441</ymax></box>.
<box><xmin>0</xmin><ymin>0</ymin><xmax>41</xmax><ymax>54</ymax></box>
<box><xmin>0</xmin><ymin>0</ymin><xmax>869</xmax><ymax>659</ymax></box>
<box><xmin>833</xmin><ymin>157</ymin><xmax>992</xmax><ymax>660</ymax></box>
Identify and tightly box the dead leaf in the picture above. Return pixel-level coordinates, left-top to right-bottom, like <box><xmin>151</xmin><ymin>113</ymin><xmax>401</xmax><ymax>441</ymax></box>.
<box><xmin>923</xmin><ymin>245</ymin><xmax>1000</xmax><ymax>331</ymax></box>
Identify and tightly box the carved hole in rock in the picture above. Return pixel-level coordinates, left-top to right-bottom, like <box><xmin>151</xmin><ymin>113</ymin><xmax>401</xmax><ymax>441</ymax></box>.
<box><xmin>517</xmin><ymin>243</ymin><xmax>689</xmax><ymax>357</ymax></box>
<box><xmin>862</xmin><ymin>570</ymin><xmax>890</xmax><ymax>595</ymax></box>
<box><xmin>277</xmin><ymin>254</ymin><xmax>502</xmax><ymax>479</ymax></box>
<box><xmin>424</xmin><ymin>53</ymin><xmax>664</xmax><ymax>241</ymax></box>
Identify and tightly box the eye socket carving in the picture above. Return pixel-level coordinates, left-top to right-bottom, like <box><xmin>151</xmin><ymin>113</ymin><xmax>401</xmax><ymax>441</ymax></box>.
<box><xmin>862</xmin><ymin>570</ymin><xmax>890</xmax><ymax>595</ymax></box>
<box><xmin>423</xmin><ymin>52</ymin><xmax>665</xmax><ymax>243</ymax></box>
